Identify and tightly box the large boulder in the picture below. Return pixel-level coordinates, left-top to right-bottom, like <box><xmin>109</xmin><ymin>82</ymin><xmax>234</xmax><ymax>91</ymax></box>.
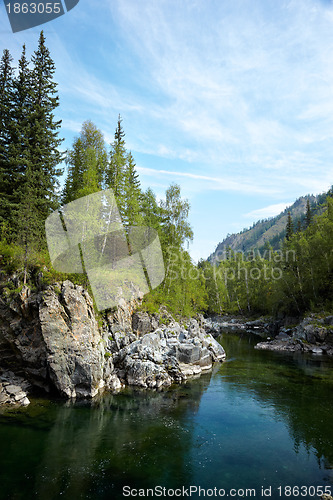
<box><xmin>39</xmin><ymin>281</ymin><xmax>108</xmax><ymax>398</ymax></box>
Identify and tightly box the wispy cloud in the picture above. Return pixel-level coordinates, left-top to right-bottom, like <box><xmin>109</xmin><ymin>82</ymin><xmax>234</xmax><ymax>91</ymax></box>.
<box><xmin>2</xmin><ymin>0</ymin><xmax>333</xmax><ymax>258</ymax></box>
<box><xmin>244</xmin><ymin>202</ymin><xmax>293</xmax><ymax>220</ymax></box>
<box><xmin>136</xmin><ymin>166</ymin><xmax>278</xmax><ymax>194</ymax></box>
<box><xmin>106</xmin><ymin>0</ymin><xmax>333</xmax><ymax>193</ymax></box>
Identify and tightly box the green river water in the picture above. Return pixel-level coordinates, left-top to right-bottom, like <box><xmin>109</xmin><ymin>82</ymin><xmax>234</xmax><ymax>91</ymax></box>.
<box><xmin>0</xmin><ymin>329</ymin><xmax>332</xmax><ymax>500</ymax></box>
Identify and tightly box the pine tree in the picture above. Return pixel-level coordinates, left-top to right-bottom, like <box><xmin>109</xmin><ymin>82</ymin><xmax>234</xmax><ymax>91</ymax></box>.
<box><xmin>0</xmin><ymin>49</ymin><xmax>14</xmax><ymax>235</ymax></box>
<box><xmin>23</xmin><ymin>30</ymin><xmax>63</xmax><ymax>234</ymax></box>
<box><xmin>106</xmin><ymin>115</ymin><xmax>127</xmax><ymax>203</ymax></box>
<box><xmin>8</xmin><ymin>45</ymin><xmax>32</xmax><ymax>236</ymax></box>
<box><xmin>122</xmin><ymin>151</ymin><xmax>143</xmax><ymax>227</ymax></box>
<box><xmin>76</xmin><ymin>147</ymin><xmax>100</xmax><ymax>199</ymax></box>
<box><xmin>141</xmin><ymin>188</ymin><xmax>164</xmax><ymax>231</ymax></box>
<box><xmin>286</xmin><ymin>211</ymin><xmax>294</xmax><ymax>241</ymax></box>
<box><xmin>13</xmin><ymin>33</ymin><xmax>63</xmax><ymax>279</ymax></box>
<box><xmin>305</xmin><ymin>199</ymin><xmax>312</xmax><ymax>228</ymax></box>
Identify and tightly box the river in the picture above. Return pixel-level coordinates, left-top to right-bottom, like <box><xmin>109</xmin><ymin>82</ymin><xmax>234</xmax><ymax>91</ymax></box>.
<box><xmin>0</xmin><ymin>329</ymin><xmax>332</xmax><ymax>500</ymax></box>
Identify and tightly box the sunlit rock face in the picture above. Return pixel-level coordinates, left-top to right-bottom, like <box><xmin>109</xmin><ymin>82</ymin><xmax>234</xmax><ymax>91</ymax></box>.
<box><xmin>112</xmin><ymin>320</ymin><xmax>226</xmax><ymax>389</ymax></box>
<box><xmin>0</xmin><ymin>280</ymin><xmax>226</xmax><ymax>405</ymax></box>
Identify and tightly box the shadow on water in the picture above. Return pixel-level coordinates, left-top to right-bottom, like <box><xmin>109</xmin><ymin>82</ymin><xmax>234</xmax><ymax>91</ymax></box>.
<box><xmin>0</xmin><ymin>375</ymin><xmax>212</xmax><ymax>500</ymax></box>
<box><xmin>0</xmin><ymin>330</ymin><xmax>332</xmax><ymax>499</ymax></box>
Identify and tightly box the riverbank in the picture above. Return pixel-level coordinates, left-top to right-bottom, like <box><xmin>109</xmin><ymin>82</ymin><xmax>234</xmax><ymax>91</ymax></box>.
<box><xmin>255</xmin><ymin>314</ymin><xmax>333</xmax><ymax>356</ymax></box>
<box><xmin>1</xmin><ymin>328</ymin><xmax>333</xmax><ymax>499</ymax></box>
<box><xmin>0</xmin><ymin>280</ymin><xmax>225</xmax><ymax>407</ymax></box>
<box><xmin>210</xmin><ymin>313</ymin><xmax>333</xmax><ymax>356</ymax></box>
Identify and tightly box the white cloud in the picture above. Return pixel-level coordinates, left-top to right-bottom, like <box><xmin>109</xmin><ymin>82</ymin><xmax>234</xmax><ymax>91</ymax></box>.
<box><xmin>244</xmin><ymin>203</ymin><xmax>293</xmax><ymax>220</ymax></box>
<box><xmin>136</xmin><ymin>166</ymin><xmax>278</xmax><ymax>194</ymax></box>
<box><xmin>2</xmin><ymin>0</ymin><xmax>333</xmax><ymax>260</ymax></box>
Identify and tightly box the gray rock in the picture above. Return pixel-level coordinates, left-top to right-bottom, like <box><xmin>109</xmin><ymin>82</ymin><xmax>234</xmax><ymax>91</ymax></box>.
<box><xmin>0</xmin><ymin>277</ymin><xmax>227</xmax><ymax>403</ymax></box>
<box><xmin>0</xmin><ymin>372</ymin><xmax>31</xmax><ymax>406</ymax></box>
<box><xmin>324</xmin><ymin>316</ymin><xmax>333</xmax><ymax>326</ymax></box>
<box><xmin>0</xmin><ymin>392</ymin><xmax>9</xmax><ymax>403</ymax></box>
<box><xmin>132</xmin><ymin>311</ymin><xmax>153</xmax><ymax>335</ymax></box>
<box><xmin>176</xmin><ymin>344</ymin><xmax>201</xmax><ymax>364</ymax></box>
<box><xmin>311</xmin><ymin>347</ymin><xmax>323</xmax><ymax>354</ymax></box>
<box><xmin>5</xmin><ymin>384</ymin><xmax>22</xmax><ymax>395</ymax></box>
<box><xmin>113</xmin><ymin>320</ymin><xmax>226</xmax><ymax>388</ymax></box>
<box><xmin>0</xmin><ymin>281</ymin><xmax>110</xmax><ymax>400</ymax></box>
<box><xmin>39</xmin><ymin>282</ymin><xmax>106</xmax><ymax>398</ymax></box>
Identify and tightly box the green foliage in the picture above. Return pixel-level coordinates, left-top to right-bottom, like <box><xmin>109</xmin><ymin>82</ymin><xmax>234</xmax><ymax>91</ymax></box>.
<box><xmin>0</xmin><ymin>241</ymin><xmax>24</xmax><ymax>274</ymax></box>
<box><xmin>203</xmin><ymin>195</ymin><xmax>333</xmax><ymax>318</ymax></box>
<box><xmin>285</xmin><ymin>211</ymin><xmax>294</xmax><ymax>241</ymax></box>
<box><xmin>62</xmin><ymin>120</ymin><xmax>107</xmax><ymax>204</ymax></box>
<box><xmin>0</xmin><ymin>33</ymin><xmax>64</xmax><ymax>287</ymax></box>
<box><xmin>143</xmin><ymin>248</ymin><xmax>207</xmax><ymax>317</ymax></box>
<box><xmin>0</xmin><ymin>48</ymin><xmax>15</xmax><ymax>230</ymax></box>
<box><xmin>209</xmin><ymin>192</ymin><xmax>332</xmax><ymax>263</ymax></box>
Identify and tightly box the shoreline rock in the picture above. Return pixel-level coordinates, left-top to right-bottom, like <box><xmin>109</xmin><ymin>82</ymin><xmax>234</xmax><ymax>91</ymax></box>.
<box><xmin>112</xmin><ymin>319</ymin><xmax>225</xmax><ymax>389</ymax></box>
<box><xmin>209</xmin><ymin>313</ymin><xmax>333</xmax><ymax>356</ymax></box>
<box><xmin>0</xmin><ymin>371</ymin><xmax>31</xmax><ymax>406</ymax></box>
<box><xmin>0</xmin><ymin>280</ymin><xmax>226</xmax><ymax>406</ymax></box>
<box><xmin>254</xmin><ymin>314</ymin><xmax>333</xmax><ymax>356</ymax></box>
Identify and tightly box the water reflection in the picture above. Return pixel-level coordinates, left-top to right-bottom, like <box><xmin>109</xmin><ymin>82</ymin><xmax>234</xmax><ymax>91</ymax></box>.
<box><xmin>217</xmin><ymin>330</ymin><xmax>333</xmax><ymax>477</ymax></box>
<box><xmin>0</xmin><ymin>332</ymin><xmax>333</xmax><ymax>499</ymax></box>
<box><xmin>0</xmin><ymin>374</ymin><xmax>212</xmax><ymax>499</ymax></box>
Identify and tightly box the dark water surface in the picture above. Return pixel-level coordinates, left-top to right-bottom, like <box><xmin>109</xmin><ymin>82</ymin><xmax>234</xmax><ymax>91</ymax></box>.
<box><xmin>0</xmin><ymin>330</ymin><xmax>333</xmax><ymax>500</ymax></box>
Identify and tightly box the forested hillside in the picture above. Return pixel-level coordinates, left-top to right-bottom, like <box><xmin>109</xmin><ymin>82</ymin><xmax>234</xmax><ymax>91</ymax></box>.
<box><xmin>208</xmin><ymin>192</ymin><xmax>330</xmax><ymax>263</ymax></box>
<box><xmin>201</xmin><ymin>193</ymin><xmax>333</xmax><ymax>317</ymax></box>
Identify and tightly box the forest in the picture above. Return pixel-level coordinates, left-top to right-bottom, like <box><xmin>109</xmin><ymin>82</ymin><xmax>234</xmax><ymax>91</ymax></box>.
<box><xmin>1</xmin><ymin>33</ymin><xmax>333</xmax><ymax>320</ymax></box>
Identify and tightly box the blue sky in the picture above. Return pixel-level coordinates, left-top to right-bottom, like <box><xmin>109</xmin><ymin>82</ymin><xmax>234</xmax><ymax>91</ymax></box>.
<box><xmin>1</xmin><ymin>0</ymin><xmax>333</xmax><ymax>261</ymax></box>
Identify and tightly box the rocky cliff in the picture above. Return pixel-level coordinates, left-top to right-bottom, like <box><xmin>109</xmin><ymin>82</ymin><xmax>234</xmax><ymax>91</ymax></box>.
<box><xmin>0</xmin><ymin>280</ymin><xmax>225</xmax><ymax>406</ymax></box>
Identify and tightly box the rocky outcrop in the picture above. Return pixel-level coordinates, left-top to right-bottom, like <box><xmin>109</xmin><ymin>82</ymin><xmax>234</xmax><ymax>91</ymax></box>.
<box><xmin>0</xmin><ymin>280</ymin><xmax>226</xmax><ymax>406</ymax></box>
<box><xmin>255</xmin><ymin>315</ymin><xmax>333</xmax><ymax>356</ymax></box>
<box><xmin>0</xmin><ymin>281</ymin><xmax>112</xmax><ymax>402</ymax></box>
<box><xmin>111</xmin><ymin>319</ymin><xmax>225</xmax><ymax>389</ymax></box>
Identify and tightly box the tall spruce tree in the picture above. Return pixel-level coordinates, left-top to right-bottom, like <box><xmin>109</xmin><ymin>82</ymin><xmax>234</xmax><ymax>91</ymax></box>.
<box><xmin>122</xmin><ymin>151</ymin><xmax>143</xmax><ymax>226</ymax></box>
<box><xmin>12</xmin><ymin>33</ymin><xmax>63</xmax><ymax>279</ymax></box>
<box><xmin>305</xmin><ymin>199</ymin><xmax>312</xmax><ymax>228</ymax></box>
<box><xmin>19</xmin><ymin>30</ymin><xmax>64</xmax><ymax>237</ymax></box>
<box><xmin>8</xmin><ymin>45</ymin><xmax>32</xmax><ymax>236</ymax></box>
<box><xmin>141</xmin><ymin>187</ymin><xmax>164</xmax><ymax>232</ymax></box>
<box><xmin>106</xmin><ymin>115</ymin><xmax>127</xmax><ymax>202</ymax></box>
<box><xmin>286</xmin><ymin>211</ymin><xmax>294</xmax><ymax>241</ymax></box>
<box><xmin>0</xmin><ymin>49</ymin><xmax>14</xmax><ymax>235</ymax></box>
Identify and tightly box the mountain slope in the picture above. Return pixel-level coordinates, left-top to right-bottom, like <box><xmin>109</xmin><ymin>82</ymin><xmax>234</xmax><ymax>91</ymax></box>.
<box><xmin>208</xmin><ymin>190</ymin><xmax>330</xmax><ymax>263</ymax></box>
